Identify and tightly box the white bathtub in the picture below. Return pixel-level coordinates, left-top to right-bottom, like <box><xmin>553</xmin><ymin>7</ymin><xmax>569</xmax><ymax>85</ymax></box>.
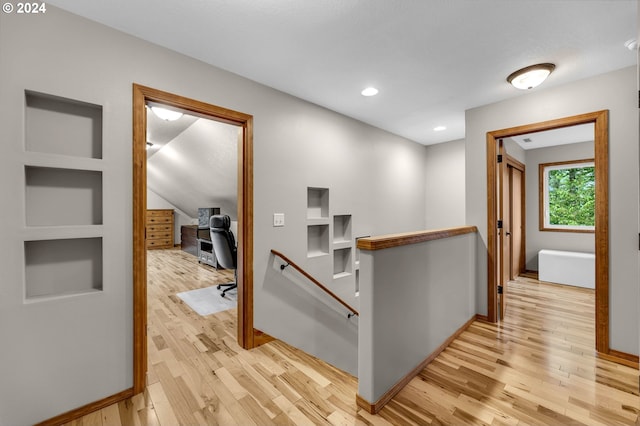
<box><xmin>538</xmin><ymin>249</ymin><xmax>595</xmax><ymax>289</ymax></box>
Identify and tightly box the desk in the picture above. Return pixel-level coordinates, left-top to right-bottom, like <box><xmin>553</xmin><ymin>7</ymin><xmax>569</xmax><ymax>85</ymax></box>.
<box><xmin>181</xmin><ymin>225</ymin><xmax>210</xmax><ymax>256</ymax></box>
<box><xmin>197</xmin><ymin>238</ymin><xmax>218</xmax><ymax>268</ymax></box>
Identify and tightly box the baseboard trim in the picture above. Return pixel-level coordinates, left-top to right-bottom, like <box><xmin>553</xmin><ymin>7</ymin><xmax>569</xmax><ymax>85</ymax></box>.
<box><xmin>356</xmin><ymin>315</ymin><xmax>477</xmax><ymax>414</ymax></box>
<box><xmin>35</xmin><ymin>388</ymin><xmax>134</xmax><ymax>426</ymax></box>
<box><xmin>253</xmin><ymin>328</ymin><xmax>276</xmax><ymax>347</ymax></box>
<box><xmin>598</xmin><ymin>349</ymin><xmax>639</xmax><ymax>369</ymax></box>
<box><xmin>474</xmin><ymin>314</ymin><xmax>489</xmax><ymax>323</ymax></box>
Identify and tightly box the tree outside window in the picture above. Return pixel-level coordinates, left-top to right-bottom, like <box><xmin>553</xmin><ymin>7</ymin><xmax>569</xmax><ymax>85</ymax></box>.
<box><xmin>539</xmin><ymin>159</ymin><xmax>595</xmax><ymax>232</ymax></box>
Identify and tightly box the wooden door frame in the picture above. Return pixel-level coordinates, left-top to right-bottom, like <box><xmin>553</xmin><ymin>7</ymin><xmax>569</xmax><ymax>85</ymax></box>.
<box><xmin>132</xmin><ymin>84</ymin><xmax>254</xmax><ymax>394</ymax></box>
<box><xmin>486</xmin><ymin>110</ymin><xmax>609</xmax><ymax>354</ymax></box>
<box><xmin>507</xmin><ymin>156</ymin><xmax>526</xmax><ymax>279</ymax></box>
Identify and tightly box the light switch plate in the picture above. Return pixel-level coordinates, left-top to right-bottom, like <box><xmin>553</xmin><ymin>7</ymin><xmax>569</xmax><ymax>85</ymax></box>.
<box><xmin>273</xmin><ymin>213</ymin><xmax>285</xmax><ymax>227</ymax></box>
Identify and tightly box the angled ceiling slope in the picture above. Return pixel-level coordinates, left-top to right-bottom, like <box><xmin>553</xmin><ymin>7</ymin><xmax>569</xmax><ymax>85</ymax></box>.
<box><xmin>147</xmin><ymin>117</ymin><xmax>239</xmax><ymax>220</ymax></box>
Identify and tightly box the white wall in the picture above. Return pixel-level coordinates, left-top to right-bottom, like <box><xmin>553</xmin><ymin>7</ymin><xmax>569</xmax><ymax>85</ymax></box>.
<box><xmin>0</xmin><ymin>7</ymin><xmax>427</xmax><ymax>423</ymax></box>
<box><xmin>424</xmin><ymin>139</ymin><xmax>466</xmax><ymax>228</ymax></box>
<box><xmin>524</xmin><ymin>141</ymin><xmax>595</xmax><ymax>270</ymax></box>
<box><xmin>466</xmin><ymin>66</ymin><xmax>639</xmax><ymax>355</ymax></box>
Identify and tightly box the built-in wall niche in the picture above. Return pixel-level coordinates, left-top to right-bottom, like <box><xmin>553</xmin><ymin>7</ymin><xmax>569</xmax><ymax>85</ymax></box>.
<box><xmin>25</xmin><ymin>166</ymin><xmax>103</xmax><ymax>226</ymax></box>
<box><xmin>333</xmin><ymin>215</ymin><xmax>352</xmax><ymax>244</ymax></box>
<box><xmin>333</xmin><ymin>247</ymin><xmax>352</xmax><ymax>279</ymax></box>
<box><xmin>307</xmin><ymin>224</ymin><xmax>329</xmax><ymax>258</ymax></box>
<box><xmin>24</xmin><ymin>237</ymin><xmax>103</xmax><ymax>300</ymax></box>
<box><xmin>25</xmin><ymin>91</ymin><xmax>102</xmax><ymax>159</ymax></box>
<box><xmin>307</xmin><ymin>187</ymin><xmax>329</xmax><ymax>219</ymax></box>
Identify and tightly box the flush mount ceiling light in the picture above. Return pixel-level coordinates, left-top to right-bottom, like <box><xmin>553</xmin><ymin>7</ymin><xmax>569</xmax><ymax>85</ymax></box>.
<box><xmin>150</xmin><ymin>106</ymin><xmax>183</xmax><ymax>121</ymax></box>
<box><xmin>433</xmin><ymin>126</ymin><xmax>446</xmax><ymax>132</ymax></box>
<box><xmin>507</xmin><ymin>63</ymin><xmax>555</xmax><ymax>90</ymax></box>
<box><xmin>361</xmin><ymin>87</ymin><xmax>379</xmax><ymax>97</ymax></box>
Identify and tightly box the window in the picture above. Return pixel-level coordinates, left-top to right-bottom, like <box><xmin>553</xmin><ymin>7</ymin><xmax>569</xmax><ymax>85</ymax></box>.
<box><xmin>539</xmin><ymin>159</ymin><xmax>595</xmax><ymax>232</ymax></box>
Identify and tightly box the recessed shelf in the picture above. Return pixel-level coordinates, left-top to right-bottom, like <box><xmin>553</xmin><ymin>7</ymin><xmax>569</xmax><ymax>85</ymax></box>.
<box><xmin>307</xmin><ymin>187</ymin><xmax>329</xmax><ymax>219</ymax></box>
<box><xmin>333</xmin><ymin>214</ymin><xmax>352</xmax><ymax>244</ymax></box>
<box><xmin>355</xmin><ymin>269</ymin><xmax>360</xmax><ymax>296</ymax></box>
<box><xmin>25</xmin><ymin>91</ymin><xmax>102</xmax><ymax>159</ymax></box>
<box><xmin>25</xmin><ymin>166</ymin><xmax>103</xmax><ymax>226</ymax></box>
<box><xmin>24</xmin><ymin>237</ymin><xmax>103</xmax><ymax>300</ymax></box>
<box><xmin>333</xmin><ymin>247</ymin><xmax>352</xmax><ymax>278</ymax></box>
<box><xmin>307</xmin><ymin>224</ymin><xmax>329</xmax><ymax>258</ymax></box>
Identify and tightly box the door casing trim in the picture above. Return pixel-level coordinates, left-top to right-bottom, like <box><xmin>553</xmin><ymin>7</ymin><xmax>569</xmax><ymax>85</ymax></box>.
<box><xmin>486</xmin><ymin>110</ymin><xmax>609</xmax><ymax>353</ymax></box>
<box><xmin>132</xmin><ymin>84</ymin><xmax>254</xmax><ymax>393</ymax></box>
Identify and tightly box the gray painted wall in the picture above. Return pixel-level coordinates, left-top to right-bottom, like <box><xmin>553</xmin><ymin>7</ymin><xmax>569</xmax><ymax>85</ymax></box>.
<box><xmin>524</xmin><ymin>141</ymin><xmax>595</xmax><ymax>271</ymax></box>
<box><xmin>466</xmin><ymin>66</ymin><xmax>639</xmax><ymax>354</ymax></box>
<box><xmin>504</xmin><ymin>138</ymin><xmax>525</xmax><ymax>164</ymax></box>
<box><xmin>256</xmin><ymin>102</ymin><xmax>427</xmax><ymax>375</ymax></box>
<box><xmin>0</xmin><ymin>7</ymin><xmax>427</xmax><ymax>423</ymax></box>
<box><xmin>358</xmin><ymin>231</ymin><xmax>476</xmax><ymax>403</ymax></box>
<box><xmin>424</xmin><ymin>139</ymin><xmax>466</xmax><ymax>228</ymax></box>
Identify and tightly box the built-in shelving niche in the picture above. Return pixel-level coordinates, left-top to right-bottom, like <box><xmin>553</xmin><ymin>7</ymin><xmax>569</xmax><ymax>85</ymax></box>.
<box><xmin>25</xmin><ymin>167</ymin><xmax>103</xmax><ymax>226</ymax></box>
<box><xmin>333</xmin><ymin>214</ymin><xmax>351</xmax><ymax>245</ymax></box>
<box><xmin>354</xmin><ymin>235</ymin><xmax>368</xmax><ymax>297</ymax></box>
<box><xmin>25</xmin><ymin>91</ymin><xmax>102</xmax><ymax>159</ymax></box>
<box><xmin>25</xmin><ymin>237</ymin><xmax>103</xmax><ymax>300</ymax></box>
<box><xmin>333</xmin><ymin>247</ymin><xmax>352</xmax><ymax>279</ymax></box>
<box><xmin>307</xmin><ymin>224</ymin><xmax>329</xmax><ymax>258</ymax></box>
<box><xmin>307</xmin><ymin>187</ymin><xmax>330</xmax><ymax>257</ymax></box>
<box><xmin>23</xmin><ymin>90</ymin><xmax>104</xmax><ymax>302</ymax></box>
<box><xmin>307</xmin><ymin>187</ymin><xmax>329</xmax><ymax>220</ymax></box>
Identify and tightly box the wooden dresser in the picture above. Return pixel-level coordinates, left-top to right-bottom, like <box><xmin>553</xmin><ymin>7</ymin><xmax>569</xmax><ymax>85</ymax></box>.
<box><xmin>146</xmin><ymin>209</ymin><xmax>174</xmax><ymax>249</ymax></box>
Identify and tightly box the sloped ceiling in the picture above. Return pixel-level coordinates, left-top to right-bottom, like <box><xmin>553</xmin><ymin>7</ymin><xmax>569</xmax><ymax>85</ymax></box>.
<box><xmin>147</xmin><ymin>114</ymin><xmax>239</xmax><ymax>220</ymax></box>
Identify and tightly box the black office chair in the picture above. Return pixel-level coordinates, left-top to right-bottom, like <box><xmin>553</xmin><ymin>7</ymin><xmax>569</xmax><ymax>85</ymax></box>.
<box><xmin>210</xmin><ymin>214</ymin><xmax>237</xmax><ymax>297</ymax></box>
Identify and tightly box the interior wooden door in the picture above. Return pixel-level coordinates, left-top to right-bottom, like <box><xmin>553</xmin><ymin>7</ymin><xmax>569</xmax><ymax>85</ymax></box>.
<box><xmin>498</xmin><ymin>140</ymin><xmax>510</xmax><ymax>320</ymax></box>
<box><xmin>510</xmin><ymin>166</ymin><xmax>524</xmax><ymax>278</ymax></box>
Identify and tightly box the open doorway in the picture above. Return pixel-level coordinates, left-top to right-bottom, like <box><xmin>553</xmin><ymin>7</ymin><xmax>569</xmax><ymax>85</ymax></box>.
<box><xmin>486</xmin><ymin>110</ymin><xmax>613</xmax><ymax>356</ymax></box>
<box><xmin>132</xmin><ymin>84</ymin><xmax>254</xmax><ymax>394</ymax></box>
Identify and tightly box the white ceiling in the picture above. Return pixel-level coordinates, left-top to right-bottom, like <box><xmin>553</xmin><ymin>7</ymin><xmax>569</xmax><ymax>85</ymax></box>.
<box><xmin>46</xmin><ymin>0</ymin><xmax>637</xmax><ymax>145</ymax></box>
<box><xmin>509</xmin><ymin>123</ymin><xmax>595</xmax><ymax>151</ymax></box>
<box><xmin>147</xmin><ymin>113</ymin><xmax>239</xmax><ymax>219</ymax></box>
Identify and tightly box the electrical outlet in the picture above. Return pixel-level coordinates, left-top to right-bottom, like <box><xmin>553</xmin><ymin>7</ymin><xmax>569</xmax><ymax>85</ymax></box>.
<box><xmin>273</xmin><ymin>213</ymin><xmax>285</xmax><ymax>227</ymax></box>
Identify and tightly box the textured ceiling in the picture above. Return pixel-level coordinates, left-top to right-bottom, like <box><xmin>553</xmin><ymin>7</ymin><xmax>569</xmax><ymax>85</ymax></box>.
<box><xmin>46</xmin><ymin>0</ymin><xmax>637</xmax><ymax>145</ymax></box>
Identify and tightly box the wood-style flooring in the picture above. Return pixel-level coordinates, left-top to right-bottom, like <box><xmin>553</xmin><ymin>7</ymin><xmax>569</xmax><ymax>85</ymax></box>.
<box><xmin>65</xmin><ymin>250</ymin><xmax>639</xmax><ymax>425</ymax></box>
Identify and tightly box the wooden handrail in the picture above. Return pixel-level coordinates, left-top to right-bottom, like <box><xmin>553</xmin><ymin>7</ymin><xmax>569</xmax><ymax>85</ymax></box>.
<box><xmin>356</xmin><ymin>225</ymin><xmax>477</xmax><ymax>251</ymax></box>
<box><xmin>271</xmin><ymin>249</ymin><xmax>359</xmax><ymax>318</ymax></box>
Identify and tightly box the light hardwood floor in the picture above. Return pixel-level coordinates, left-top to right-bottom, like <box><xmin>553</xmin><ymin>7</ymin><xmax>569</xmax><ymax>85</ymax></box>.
<box><xmin>65</xmin><ymin>250</ymin><xmax>639</xmax><ymax>425</ymax></box>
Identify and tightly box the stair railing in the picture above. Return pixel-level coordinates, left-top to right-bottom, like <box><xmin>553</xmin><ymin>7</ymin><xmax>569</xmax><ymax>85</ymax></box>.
<box><xmin>271</xmin><ymin>249</ymin><xmax>359</xmax><ymax>318</ymax></box>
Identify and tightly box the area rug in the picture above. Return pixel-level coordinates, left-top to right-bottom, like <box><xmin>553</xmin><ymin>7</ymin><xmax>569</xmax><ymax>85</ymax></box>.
<box><xmin>176</xmin><ymin>285</ymin><xmax>237</xmax><ymax>316</ymax></box>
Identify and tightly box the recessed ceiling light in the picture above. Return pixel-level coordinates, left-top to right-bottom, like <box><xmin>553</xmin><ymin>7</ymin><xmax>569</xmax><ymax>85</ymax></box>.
<box><xmin>150</xmin><ymin>106</ymin><xmax>184</xmax><ymax>121</ymax></box>
<box><xmin>507</xmin><ymin>63</ymin><xmax>555</xmax><ymax>90</ymax></box>
<box><xmin>361</xmin><ymin>87</ymin><xmax>379</xmax><ymax>97</ymax></box>
<box><xmin>433</xmin><ymin>126</ymin><xmax>446</xmax><ymax>132</ymax></box>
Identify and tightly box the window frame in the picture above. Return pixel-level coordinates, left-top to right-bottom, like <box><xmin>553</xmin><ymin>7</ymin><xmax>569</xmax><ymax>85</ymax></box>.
<box><xmin>539</xmin><ymin>158</ymin><xmax>595</xmax><ymax>233</ymax></box>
